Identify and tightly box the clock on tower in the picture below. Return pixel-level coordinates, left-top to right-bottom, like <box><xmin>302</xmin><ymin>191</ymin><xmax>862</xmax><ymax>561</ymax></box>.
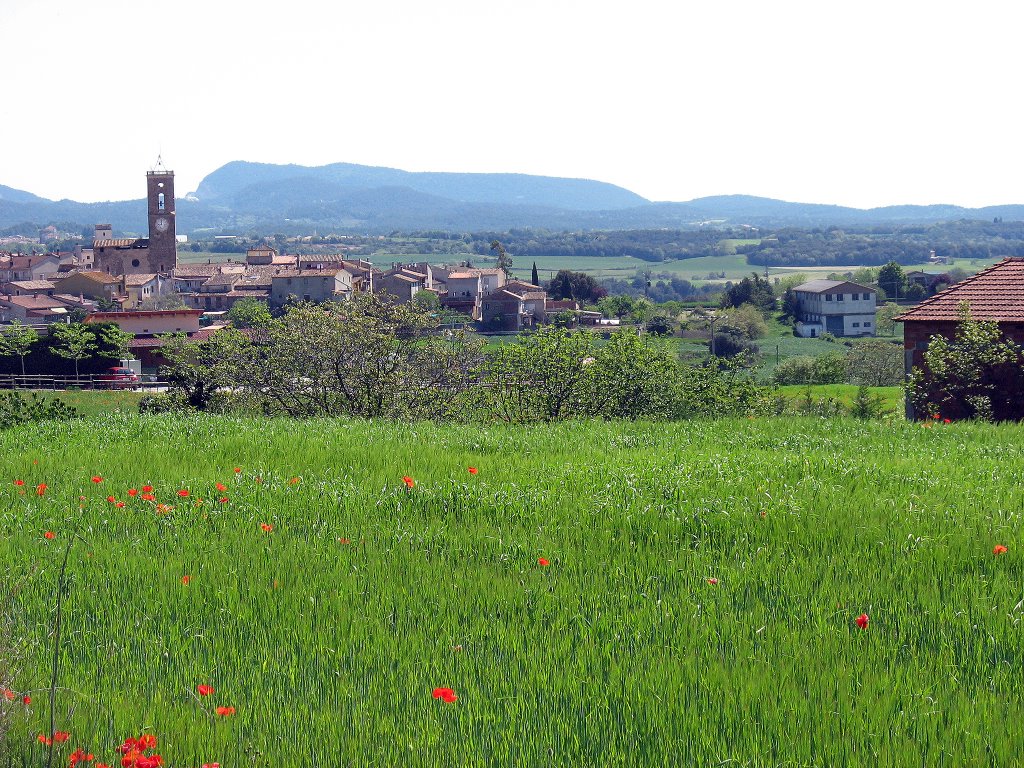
<box><xmin>146</xmin><ymin>156</ymin><xmax>177</xmax><ymax>273</ymax></box>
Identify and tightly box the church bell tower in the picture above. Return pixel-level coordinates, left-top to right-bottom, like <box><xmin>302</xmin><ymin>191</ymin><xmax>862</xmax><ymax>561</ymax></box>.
<box><xmin>146</xmin><ymin>156</ymin><xmax>176</xmax><ymax>273</ymax></box>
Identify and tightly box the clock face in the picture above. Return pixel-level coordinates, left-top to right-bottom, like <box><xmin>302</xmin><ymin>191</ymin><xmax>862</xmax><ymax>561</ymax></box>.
<box><xmin>154</xmin><ymin>217</ymin><xmax>169</xmax><ymax>233</ymax></box>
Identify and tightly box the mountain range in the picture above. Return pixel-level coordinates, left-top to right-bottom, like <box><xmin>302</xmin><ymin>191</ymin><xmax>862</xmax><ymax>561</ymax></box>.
<box><xmin>2</xmin><ymin>161</ymin><xmax>1023</xmax><ymax>237</ymax></box>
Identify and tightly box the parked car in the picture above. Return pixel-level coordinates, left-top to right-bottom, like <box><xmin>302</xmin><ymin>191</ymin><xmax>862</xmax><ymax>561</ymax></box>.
<box><xmin>95</xmin><ymin>366</ymin><xmax>141</xmax><ymax>389</ymax></box>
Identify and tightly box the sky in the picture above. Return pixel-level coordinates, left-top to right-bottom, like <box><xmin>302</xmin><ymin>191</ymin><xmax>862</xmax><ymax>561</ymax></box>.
<box><xmin>2</xmin><ymin>0</ymin><xmax>1021</xmax><ymax>209</ymax></box>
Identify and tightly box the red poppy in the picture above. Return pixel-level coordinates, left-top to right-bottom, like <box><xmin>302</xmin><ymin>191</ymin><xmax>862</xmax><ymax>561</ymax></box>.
<box><xmin>137</xmin><ymin>734</ymin><xmax>157</xmax><ymax>750</ymax></box>
<box><xmin>1</xmin><ymin>689</ymin><xmax>12</xmax><ymax>700</ymax></box>
<box><xmin>91</xmin><ymin>476</ymin><xmax>103</xmax><ymax>483</ymax></box>
<box><xmin>215</xmin><ymin>482</ymin><xmax>226</xmax><ymax>492</ymax></box>
<box><xmin>141</xmin><ymin>493</ymin><xmax>156</xmax><ymax>502</ymax></box>
<box><xmin>402</xmin><ymin>476</ymin><xmax>415</xmax><ymax>489</ymax></box>
<box><xmin>218</xmin><ymin>497</ymin><xmax>229</xmax><ymax>503</ymax></box>
<box><xmin>141</xmin><ymin>485</ymin><xmax>153</xmax><ymax>493</ymax></box>
<box><xmin>116</xmin><ymin>501</ymin><xmax>126</xmax><ymax>508</ymax></box>
<box><xmin>932</xmin><ymin>413</ymin><xmax>940</xmax><ymax>420</ymax></box>
<box><xmin>181</xmin><ymin>575</ymin><xmax>191</xmax><ymax>586</ymax></box>
<box><xmin>107</xmin><ymin>495</ymin><xmax>116</xmax><ymax>503</ymax></box>
<box><xmin>537</xmin><ymin>557</ymin><xmax>550</xmax><ymax>566</ymax></box>
<box><xmin>37</xmin><ymin>734</ymin><xmax>52</xmax><ymax>746</ymax></box>
<box><xmin>36</xmin><ymin>483</ymin><xmax>46</xmax><ymax>496</ymax></box>
<box><xmin>69</xmin><ymin>748</ymin><xmax>95</xmax><ymax>767</ymax></box>
<box><xmin>197</xmin><ymin>684</ymin><xmax>214</xmax><ymax>696</ymax></box>
<box><xmin>338</xmin><ymin>537</ymin><xmax>351</xmax><ymax>544</ymax></box>
<box><xmin>53</xmin><ymin>731</ymin><xmax>71</xmax><ymax>743</ymax></box>
<box><xmin>289</xmin><ymin>477</ymin><xmax>300</xmax><ymax>485</ymax></box>
<box><xmin>943</xmin><ymin>418</ymin><xmax>951</xmax><ymax>424</ymax></box>
<box><xmin>202</xmin><ymin>764</ymin><xmax>220</xmax><ymax>768</ymax></box>
<box><xmin>177</xmin><ymin>489</ymin><xmax>189</xmax><ymax>497</ymax></box>
<box><xmin>994</xmin><ymin>544</ymin><xmax>1008</xmax><ymax>556</ymax></box>
<box><xmin>260</xmin><ymin>523</ymin><xmax>273</xmax><ymax>532</ymax></box>
<box><xmin>855</xmin><ymin>613</ymin><xmax>869</xmax><ymax>630</ymax></box>
<box><xmin>136</xmin><ymin>756</ymin><xmax>164</xmax><ymax>768</ymax></box>
<box><xmin>707</xmin><ymin>577</ymin><xmax>719</xmax><ymax>585</ymax></box>
<box><xmin>44</xmin><ymin>531</ymin><xmax>55</xmax><ymax>540</ymax></box>
<box><xmin>432</xmin><ymin>687</ymin><xmax>457</xmax><ymax>703</ymax></box>
<box><xmin>13</xmin><ymin>479</ymin><xmax>24</xmax><ymax>486</ymax></box>
<box><xmin>215</xmin><ymin>706</ymin><xmax>235</xmax><ymax>716</ymax></box>
<box><xmin>233</xmin><ymin>467</ymin><xmax>241</xmax><ymax>473</ymax></box>
<box><xmin>128</xmin><ymin>489</ymin><xmax>138</xmax><ymax>497</ymax></box>
<box><xmin>467</xmin><ymin>467</ymin><xmax>478</xmax><ymax>475</ymax></box>
<box><xmin>22</xmin><ymin>695</ymin><xmax>30</xmax><ymax>704</ymax></box>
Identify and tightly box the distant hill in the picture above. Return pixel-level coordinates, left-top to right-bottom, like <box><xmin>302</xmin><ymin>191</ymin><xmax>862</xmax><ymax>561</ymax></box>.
<box><xmin>3</xmin><ymin>161</ymin><xmax>1024</xmax><ymax>235</ymax></box>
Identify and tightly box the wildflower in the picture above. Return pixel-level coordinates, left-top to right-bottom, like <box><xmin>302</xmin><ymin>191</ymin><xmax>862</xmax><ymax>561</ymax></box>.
<box><xmin>177</xmin><ymin>489</ymin><xmax>189</xmax><ymax>497</ymax></box>
<box><xmin>13</xmin><ymin>479</ymin><xmax>24</xmax><ymax>486</ymax></box>
<box><xmin>218</xmin><ymin>497</ymin><xmax>229</xmax><ymax>503</ymax></box>
<box><xmin>402</xmin><ymin>476</ymin><xmax>415</xmax><ymax>489</ymax></box>
<box><xmin>1</xmin><ymin>689</ymin><xmax>12</xmax><ymax>700</ymax></box>
<box><xmin>233</xmin><ymin>467</ymin><xmax>241</xmax><ymax>473</ymax></box>
<box><xmin>994</xmin><ymin>544</ymin><xmax>1008</xmax><ymax>556</ymax></box>
<box><xmin>53</xmin><ymin>731</ymin><xmax>71</xmax><ymax>743</ymax></box>
<box><xmin>36</xmin><ymin>483</ymin><xmax>46</xmax><ymax>496</ymax></box>
<box><xmin>215</xmin><ymin>706</ymin><xmax>235</xmax><ymax>716</ymax></box>
<box><xmin>289</xmin><ymin>477</ymin><xmax>300</xmax><ymax>485</ymax></box>
<box><xmin>197</xmin><ymin>684</ymin><xmax>214</xmax><ymax>696</ymax></box>
<box><xmin>69</xmin><ymin>748</ymin><xmax>94</xmax><ymax>766</ymax></box>
<box><xmin>44</xmin><ymin>531</ymin><xmax>55</xmax><ymax>540</ymax></box>
<box><xmin>260</xmin><ymin>523</ymin><xmax>273</xmax><ymax>532</ymax></box>
<box><xmin>137</xmin><ymin>734</ymin><xmax>157</xmax><ymax>750</ymax></box>
<box><xmin>128</xmin><ymin>489</ymin><xmax>138</xmax><ymax>497</ymax></box>
<box><xmin>707</xmin><ymin>577</ymin><xmax>719</xmax><ymax>585</ymax></box>
<box><xmin>943</xmin><ymin>418</ymin><xmax>951</xmax><ymax>424</ymax></box>
<box><xmin>538</xmin><ymin>557</ymin><xmax>550</xmax><ymax>566</ymax></box>
<box><xmin>215</xmin><ymin>482</ymin><xmax>226</xmax><ymax>492</ymax></box>
<box><xmin>855</xmin><ymin>613</ymin><xmax>869</xmax><ymax>630</ymax></box>
<box><xmin>432</xmin><ymin>687</ymin><xmax>457</xmax><ymax>703</ymax></box>
<box><xmin>37</xmin><ymin>734</ymin><xmax>52</xmax><ymax>746</ymax></box>
<box><xmin>22</xmin><ymin>695</ymin><xmax>30</xmax><ymax>704</ymax></box>
<box><xmin>106</xmin><ymin>495</ymin><xmax>116</xmax><ymax>503</ymax></box>
<box><xmin>141</xmin><ymin>485</ymin><xmax>153</xmax><ymax>493</ymax></box>
<box><xmin>141</xmin><ymin>493</ymin><xmax>155</xmax><ymax>502</ymax></box>
<box><xmin>115</xmin><ymin>502</ymin><xmax>126</xmax><ymax>508</ymax></box>
<box><xmin>181</xmin><ymin>575</ymin><xmax>191</xmax><ymax>586</ymax></box>
<box><xmin>202</xmin><ymin>764</ymin><xmax>221</xmax><ymax>768</ymax></box>
<box><xmin>467</xmin><ymin>467</ymin><xmax>478</xmax><ymax>475</ymax></box>
<box><xmin>338</xmin><ymin>537</ymin><xmax>351</xmax><ymax>544</ymax></box>
<box><xmin>932</xmin><ymin>413</ymin><xmax>940</xmax><ymax>420</ymax></box>
<box><xmin>91</xmin><ymin>476</ymin><xmax>103</xmax><ymax>483</ymax></box>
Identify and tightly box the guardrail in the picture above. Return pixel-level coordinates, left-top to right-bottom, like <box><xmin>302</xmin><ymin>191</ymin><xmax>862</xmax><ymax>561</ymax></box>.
<box><xmin>0</xmin><ymin>375</ymin><xmax>166</xmax><ymax>391</ymax></box>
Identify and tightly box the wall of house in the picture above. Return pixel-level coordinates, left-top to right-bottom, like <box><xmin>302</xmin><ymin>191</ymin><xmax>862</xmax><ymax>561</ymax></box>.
<box><xmin>797</xmin><ymin>289</ymin><xmax>877</xmax><ymax>336</ymax></box>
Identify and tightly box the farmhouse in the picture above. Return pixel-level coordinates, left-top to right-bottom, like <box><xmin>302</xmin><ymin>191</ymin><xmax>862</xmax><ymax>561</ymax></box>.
<box><xmin>792</xmin><ymin>279</ymin><xmax>877</xmax><ymax>338</ymax></box>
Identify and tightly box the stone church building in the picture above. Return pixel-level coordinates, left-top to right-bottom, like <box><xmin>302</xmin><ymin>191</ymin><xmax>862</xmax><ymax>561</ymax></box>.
<box><xmin>93</xmin><ymin>158</ymin><xmax>177</xmax><ymax>276</ymax></box>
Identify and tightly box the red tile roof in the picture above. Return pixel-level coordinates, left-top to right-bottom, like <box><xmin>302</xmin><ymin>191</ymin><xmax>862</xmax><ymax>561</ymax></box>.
<box><xmin>895</xmin><ymin>258</ymin><xmax>1024</xmax><ymax>322</ymax></box>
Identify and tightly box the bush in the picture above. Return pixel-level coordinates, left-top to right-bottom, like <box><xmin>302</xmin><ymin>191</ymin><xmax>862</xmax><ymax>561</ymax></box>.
<box><xmin>772</xmin><ymin>352</ymin><xmax>846</xmax><ymax>385</ymax></box>
<box><xmin>0</xmin><ymin>391</ymin><xmax>80</xmax><ymax>429</ymax></box>
<box><xmin>138</xmin><ymin>392</ymin><xmax>192</xmax><ymax>414</ymax></box>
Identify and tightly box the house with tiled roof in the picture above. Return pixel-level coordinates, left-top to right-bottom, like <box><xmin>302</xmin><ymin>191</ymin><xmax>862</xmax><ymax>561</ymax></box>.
<box><xmin>49</xmin><ymin>271</ymin><xmax>125</xmax><ymax>303</ymax></box>
<box><xmin>896</xmin><ymin>258</ymin><xmax>1024</xmax><ymax>372</ymax></box>
<box><xmin>270</xmin><ymin>268</ymin><xmax>353</xmax><ymax>306</ymax></box>
<box><xmin>480</xmin><ymin>281</ymin><xmax>548</xmax><ymax>331</ymax></box>
<box><xmin>85</xmin><ymin>309</ymin><xmax>208</xmax><ymax>369</ymax></box>
<box><xmin>0</xmin><ymin>294</ymin><xmax>74</xmax><ymax>323</ymax></box>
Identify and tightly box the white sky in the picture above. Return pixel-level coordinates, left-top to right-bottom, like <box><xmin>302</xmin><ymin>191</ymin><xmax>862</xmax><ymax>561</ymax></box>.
<box><xmin>1</xmin><ymin>0</ymin><xmax>1021</xmax><ymax>209</ymax></box>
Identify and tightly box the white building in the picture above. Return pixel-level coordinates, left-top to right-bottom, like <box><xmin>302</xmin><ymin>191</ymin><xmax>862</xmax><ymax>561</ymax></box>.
<box><xmin>793</xmin><ymin>279</ymin><xmax>877</xmax><ymax>338</ymax></box>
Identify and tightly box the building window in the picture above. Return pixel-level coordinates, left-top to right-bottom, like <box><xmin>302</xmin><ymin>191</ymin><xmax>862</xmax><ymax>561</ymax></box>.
<box><xmin>158</xmin><ymin>193</ymin><xmax>165</xmax><ymax>211</ymax></box>
<box><xmin>825</xmin><ymin>294</ymin><xmax>832</xmax><ymax>301</ymax></box>
<box><xmin>864</xmin><ymin>321</ymin><xmax>872</xmax><ymax>327</ymax></box>
<box><xmin>853</xmin><ymin>322</ymin><xmax>860</xmax><ymax>327</ymax></box>
<box><xmin>851</xmin><ymin>293</ymin><xmax>859</xmax><ymax>300</ymax></box>
<box><xmin>131</xmin><ymin>259</ymin><xmax>140</xmax><ymax>268</ymax></box>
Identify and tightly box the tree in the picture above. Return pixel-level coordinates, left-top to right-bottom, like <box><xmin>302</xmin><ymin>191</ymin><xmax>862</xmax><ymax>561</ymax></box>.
<box><xmin>845</xmin><ymin>340</ymin><xmax>904</xmax><ymax>386</ymax></box>
<box><xmin>720</xmin><ymin>273</ymin><xmax>775</xmax><ymax>314</ymax></box>
<box><xmin>139</xmin><ymin>293</ymin><xmax>187</xmax><ymax>310</ymax></box>
<box><xmin>875</xmin><ymin>303</ymin><xmax>903</xmax><ymax>336</ymax></box>
<box><xmin>877</xmin><ymin>261</ymin><xmax>907</xmax><ymax>300</ymax></box>
<box><xmin>546</xmin><ymin>270</ymin><xmax>607</xmax><ymax>304</ymax></box>
<box><xmin>412</xmin><ymin>290</ymin><xmax>441</xmax><ymax>312</ymax></box>
<box><xmin>490</xmin><ymin>240</ymin><xmax>513</xmax><ymax>278</ymax></box>
<box><xmin>779</xmin><ymin>287</ymin><xmax>801</xmax><ymax>325</ymax></box>
<box><xmin>907</xmin><ymin>305</ymin><xmax>1024</xmax><ymax>421</ymax></box>
<box><xmin>50</xmin><ymin>323</ymin><xmax>98</xmax><ymax>380</ymax></box>
<box><xmin>0</xmin><ymin>320</ymin><xmax>39</xmax><ymax>375</ymax></box>
<box><xmin>531</xmin><ymin>262</ymin><xmax>539</xmax><ymax>286</ymax></box>
<box><xmin>721</xmin><ymin>303</ymin><xmax>768</xmax><ymax>340</ymax></box>
<box><xmin>597</xmin><ymin>295</ymin><xmax>636</xmax><ymax>320</ymax></box>
<box><xmin>94</xmin><ymin>323</ymin><xmax>134</xmax><ymax>361</ymax></box>
<box><xmin>226</xmin><ymin>298</ymin><xmax>273</xmax><ymax>329</ymax></box>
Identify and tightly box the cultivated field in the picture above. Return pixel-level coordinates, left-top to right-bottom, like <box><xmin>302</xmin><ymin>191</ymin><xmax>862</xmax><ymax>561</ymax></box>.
<box><xmin>3</xmin><ymin>414</ymin><xmax>1024</xmax><ymax>765</ymax></box>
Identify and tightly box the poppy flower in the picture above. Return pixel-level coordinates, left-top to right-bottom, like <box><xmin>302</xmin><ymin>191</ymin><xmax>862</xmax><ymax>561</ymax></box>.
<box><xmin>53</xmin><ymin>731</ymin><xmax>71</xmax><ymax>743</ymax></box>
<box><xmin>37</xmin><ymin>734</ymin><xmax>52</xmax><ymax>746</ymax></box>
<box><xmin>215</xmin><ymin>706</ymin><xmax>235</xmax><ymax>716</ymax></box>
<box><xmin>218</xmin><ymin>497</ymin><xmax>229</xmax><ymax>503</ymax></box>
<box><xmin>181</xmin><ymin>575</ymin><xmax>191</xmax><ymax>586</ymax></box>
<box><xmin>943</xmin><ymin>418</ymin><xmax>951</xmax><ymax>424</ymax></box>
<box><xmin>177</xmin><ymin>489</ymin><xmax>189</xmax><ymax>497</ymax></box>
<box><xmin>91</xmin><ymin>476</ymin><xmax>103</xmax><ymax>483</ymax></box>
<box><xmin>36</xmin><ymin>483</ymin><xmax>46</xmax><ymax>496</ymax></box>
<box><xmin>707</xmin><ymin>577</ymin><xmax>719</xmax><ymax>585</ymax></box>
<box><xmin>22</xmin><ymin>695</ymin><xmax>30</xmax><ymax>704</ymax></box>
<box><xmin>932</xmin><ymin>413</ymin><xmax>940</xmax><ymax>420</ymax></box>
<box><xmin>260</xmin><ymin>523</ymin><xmax>273</xmax><ymax>532</ymax></box>
<box><xmin>141</xmin><ymin>493</ymin><xmax>155</xmax><ymax>502</ymax></box>
<box><xmin>467</xmin><ymin>467</ymin><xmax>478</xmax><ymax>475</ymax></box>
<box><xmin>288</xmin><ymin>477</ymin><xmax>300</xmax><ymax>485</ymax></box>
<box><xmin>338</xmin><ymin>537</ymin><xmax>351</xmax><ymax>544</ymax></box>
<box><xmin>136</xmin><ymin>756</ymin><xmax>163</xmax><ymax>768</ymax></box>
<box><xmin>215</xmin><ymin>482</ymin><xmax>226</xmax><ymax>492</ymax></box>
<box><xmin>855</xmin><ymin>613</ymin><xmax>869</xmax><ymax>630</ymax></box>
<box><xmin>128</xmin><ymin>489</ymin><xmax>138</xmax><ymax>497</ymax></box>
<box><xmin>402</xmin><ymin>476</ymin><xmax>415</xmax><ymax>489</ymax></box>
<box><xmin>197</xmin><ymin>684</ymin><xmax>214</xmax><ymax>696</ymax></box>
<box><xmin>202</xmin><ymin>764</ymin><xmax>220</xmax><ymax>768</ymax></box>
<box><xmin>115</xmin><ymin>501</ymin><xmax>126</xmax><ymax>508</ymax></box>
<box><xmin>537</xmin><ymin>557</ymin><xmax>550</xmax><ymax>566</ymax></box>
<box><xmin>141</xmin><ymin>485</ymin><xmax>153</xmax><ymax>493</ymax></box>
<box><xmin>233</xmin><ymin>467</ymin><xmax>241</xmax><ymax>473</ymax></box>
<box><xmin>106</xmin><ymin>495</ymin><xmax>116</xmax><ymax>503</ymax></box>
<box><xmin>13</xmin><ymin>479</ymin><xmax>24</xmax><ymax>486</ymax></box>
<box><xmin>44</xmin><ymin>531</ymin><xmax>55</xmax><ymax>540</ymax></box>
<box><xmin>137</xmin><ymin>734</ymin><xmax>157</xmax><ymax>750</ymax></box>
<box><xmin>994</xmin><ymin>544</ymin><xmax>1008</xmax><ymax>556</ymax></box>
<box><xmin>1</xmin><ymin>689</ymin><xmax>12</xmax><ymax>700</ymax></box>
<box><xmin>431</xmin><ymin>687</ymin><xmax>457</xmax><ymax>703</ymax></box>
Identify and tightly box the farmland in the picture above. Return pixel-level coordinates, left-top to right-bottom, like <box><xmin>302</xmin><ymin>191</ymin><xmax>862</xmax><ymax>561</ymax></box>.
<box><xmin>3</xmin><ymin>414</ymin><xmax>1024</xmax><ymax>765</ymax></box>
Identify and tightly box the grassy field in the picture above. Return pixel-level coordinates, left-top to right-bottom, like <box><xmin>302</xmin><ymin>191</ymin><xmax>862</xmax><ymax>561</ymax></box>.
<box><xmin>3</xmin><ymin>414</ymin><xmax>1024</xmax><ymax>765</ymax></box>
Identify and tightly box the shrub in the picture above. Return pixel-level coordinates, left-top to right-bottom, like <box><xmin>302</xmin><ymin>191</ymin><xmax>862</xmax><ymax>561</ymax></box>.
<box><xmin>772</xmin><ymin>352</ymin><xmax>846</xmax><ymax>385</ymax></box>
<box><xmin>0</xmin><ymin>391</ymin><xmax>80</xmax><ymax>430</ymax></box>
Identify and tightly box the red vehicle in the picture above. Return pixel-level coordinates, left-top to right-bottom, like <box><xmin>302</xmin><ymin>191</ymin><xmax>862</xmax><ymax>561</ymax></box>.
<box><xmin>95</xmin><ymin>366</ymin><xmax>141</xmax><ymax>389</ymax></box>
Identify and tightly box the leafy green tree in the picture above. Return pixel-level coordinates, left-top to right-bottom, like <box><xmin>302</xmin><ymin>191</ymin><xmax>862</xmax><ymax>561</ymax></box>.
<box><xmin>907</xmin><ymin>305</ymin><xmax>1024</xmax><ymax>421</ymax></box>
<box><xmin>531</xmin><ymin>262</ymin><xmax>540</xmax><ymax>286</ymax></box>
<box><xmin>877</xmin><ymin>261</ymin><xmax>907</xmax><ymax>300</ymax></box>
<box><xmin>597</xmin><ymin>295</ymin><xmax>636</xmax><ymax>320</ymax></box>
<box><xmin>779</xmin><ymin>287</ymin><xmax>801</xmax><ymax>325</ymax></box>
<box><xmin>490</xmin><ymin>240</ymin><xmax>513</xmax><ymax>278</ymax></box>
<box><xmin>0</xmin><ymin>320</ymin><xmax>39</xmax><ymax>375</ymax></box>
<box><xmin>875</xmin><ymin>303</ymin><xmax>903</xmax><ymax>336</ymax></box>
<box><xmin>139</xmin><ymin>293</ymin><xmax>188</xmax><ymax>310</ymax></box>
<box><xmin>412</xmin><ymin>290</ymin><xmax>441</xmax><ymax>312</ymax></box>
<box><xmin>546</xmin><ymin>270</ymin><xmax>607</xmax><ymax>303</ymax></box>
<box><xmin>159</xmin><ymin>330</ymin><xmax>243</xmax><ymax>410</ymax></box>
<box><xmin>845</xmin><ymin>340</ymin><xmax>904</xmax><ymax>386</ymax></box>
<box><xmin>50</xmin><ymin>323</ymin><xmax>98</xmax><ymax>380</ymax></box>
<box><xmin>721</xmin><ymin>303</ymin><xmax>768</xmax><ymax>340</ymax></box>
<box><xmin>226</xmin><ymin>298</ymin><xmax>273</xmax><ymax>329</ymax></box>
<box><xmin>94</xmin><ymin>323</ymin><xmax>134</xmax><ymax>361</ymax></box>
<box><xmin>721</xmin><ymin>273</ymin><xmax>775</xmax><ymax>314</ymax></box>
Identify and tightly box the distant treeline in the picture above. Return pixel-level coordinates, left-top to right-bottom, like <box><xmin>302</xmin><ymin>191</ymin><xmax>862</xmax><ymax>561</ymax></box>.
<box><xmin>467</xmin><ymin>229</ymin><xmax>729</xmax><ymax>262</ymax></box>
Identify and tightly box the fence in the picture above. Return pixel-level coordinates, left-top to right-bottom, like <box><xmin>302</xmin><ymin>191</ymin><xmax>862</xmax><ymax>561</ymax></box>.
<box><xmin>0</xmin><ymin>375</ymin><xmax>166</xmax><ymax>391</ymax></box>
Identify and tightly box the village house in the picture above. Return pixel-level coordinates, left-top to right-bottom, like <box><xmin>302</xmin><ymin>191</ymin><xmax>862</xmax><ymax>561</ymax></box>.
<box><xmin>0</xmin><ymin>294</ymin><xmax>77</xmax><ymax>324</ymax></box>
<box><xmin>792</xmin><ymin>279</ymin><xmax>877</xmax><ymax>337</ymax></box>
<box><xmin>122</xmin><ymin>274</ymin><xmax>166</xmax><ymax>308</ymax></box>
<box><xmin>269</xmin><ymin>268</ymin><xmax>353</xmax><ymax>307</ymax></box>
<box><xmin>84</xmin><ymin>309</ymin><xmax>207</xmax><ymax>369</ymax></box>
<box><xmin>49</xmin><ymin>271</ymin><xmax>125</xmax><ymax>304</ymax></box>
<box><xmin>0</xmin><ymin>253</ymin><xmax>62</xmax><ymax>283</ymax></box>
<box><xmin>0</xmin><ymin>280</ymin><xmax>56</xmax><ymax>297</ymax></box>
<box><xmin>376</xmin><ymin>266</ymin><xmax>432</xmax><ymax>304</ymax></box>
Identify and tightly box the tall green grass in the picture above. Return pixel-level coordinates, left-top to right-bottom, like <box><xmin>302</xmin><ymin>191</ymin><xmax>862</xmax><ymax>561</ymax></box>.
<box><xmin>3</xmin><ymin>415</ymin><xmax>1024</xmax><ymax>765</ymax></box>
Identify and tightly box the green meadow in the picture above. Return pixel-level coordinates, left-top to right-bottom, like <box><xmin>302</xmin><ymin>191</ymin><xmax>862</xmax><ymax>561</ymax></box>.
<box><xmin>3</xmin><ymin>414</ymin><xmax>1024</xmax><ymax>765</ymax></box>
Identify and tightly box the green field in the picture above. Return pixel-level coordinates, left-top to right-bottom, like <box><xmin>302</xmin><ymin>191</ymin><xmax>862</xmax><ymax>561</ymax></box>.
<box><xmin>4</xmin><ymin>415</ymin><xmax>1024</xmax><ymax>765</ymax></box>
